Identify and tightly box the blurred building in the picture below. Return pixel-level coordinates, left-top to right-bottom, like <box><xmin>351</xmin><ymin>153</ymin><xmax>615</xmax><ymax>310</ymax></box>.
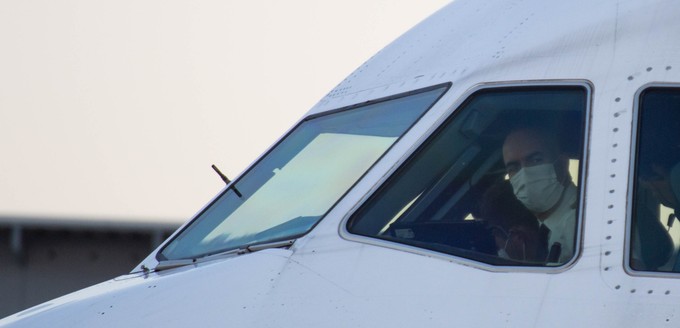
<box><xmin>0</xmin><ymin>216</ymin><xmax>180</xmax><ymax>318</ymax></box>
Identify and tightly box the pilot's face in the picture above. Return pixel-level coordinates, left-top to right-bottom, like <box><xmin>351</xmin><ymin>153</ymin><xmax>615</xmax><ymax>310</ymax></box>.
<box><xmin>640</xmin><ymin>164</ymin><xmax>678</xmax><ymax>209</ymax></box>
<box><xmin>502</xmin><ymin>129</ymin><xmax>560</xmax><ymax>178</ymax></box>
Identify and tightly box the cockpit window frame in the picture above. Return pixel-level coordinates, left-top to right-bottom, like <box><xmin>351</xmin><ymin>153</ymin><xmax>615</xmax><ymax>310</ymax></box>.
<box><xmin>340</xmin><ymin>80</ymin><xmax>593</xmax><ymax>273</ymax></box>
<box><xmin>155</xmin><ymin>83</ymin><xmax>452</xmax><ymax>262</ymax></box>
<box><xmin>625</xmin><ymin>83</ymin><xmax>680</xmax><ymax>278</ymax></box>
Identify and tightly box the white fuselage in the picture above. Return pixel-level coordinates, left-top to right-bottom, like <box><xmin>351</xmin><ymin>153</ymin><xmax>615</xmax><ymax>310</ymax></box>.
<box><xmin>3</xmin><ymin>0</ymin><xmax>680</xmax><ymax>326</ymax></box>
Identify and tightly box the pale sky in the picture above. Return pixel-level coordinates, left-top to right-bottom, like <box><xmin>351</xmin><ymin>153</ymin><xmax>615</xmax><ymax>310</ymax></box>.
<box><xmin>0</xmin><ymin>1</ymin><xmax>450</xmax><ymax>223</ymax></box>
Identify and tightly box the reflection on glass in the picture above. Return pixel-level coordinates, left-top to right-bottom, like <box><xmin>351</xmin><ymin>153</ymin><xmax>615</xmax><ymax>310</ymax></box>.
<box><xmin>202</xmin><ymin>134</ymin><xmax>392</xmax><ymax>245</ymax></box>
<box><xmin>159</xmin><ymin>85</ymin><xmax>449</xmax><ymax>260</ymax></box>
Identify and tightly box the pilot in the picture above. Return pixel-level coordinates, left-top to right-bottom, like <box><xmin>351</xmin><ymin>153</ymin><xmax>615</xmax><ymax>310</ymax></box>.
<box><xmin>637</xmin><ymin>112</ymin><xmax>680</xmax><ymax>214</ymax></box>
<box><xmin>639</xmin><ymin>156</ymin><xmax>680</xmax><ymax>212</ymax></box>
<box><xmin>502</xmin><ymin>126</ymin><xmax>577</xmax><ymax>264</ymax></box>
<box><xmin>633</xmin><ymin>126</ymin><xmax>679</xmax><ymax>270</ymax></box>
<box><xmin>634</xmin><ymin>155</ymin><xmax>677</xmax><ymax>270</ymax></box>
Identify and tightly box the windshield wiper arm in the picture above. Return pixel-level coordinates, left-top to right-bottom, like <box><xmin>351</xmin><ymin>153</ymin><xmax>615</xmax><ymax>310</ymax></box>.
<box><xmin>244</xmin><ymin>239</ymin><xmax>295</xmax><ymax>252</ymax></box>
<box><xmin>153</xmin><ymin>248</ymin><xmax>242</xmax><ymax>272</ymax></box>
<box><xmin>153</xmin><ymin>239</ymin><xmax>296</xmax><ymax>272</ymax></box>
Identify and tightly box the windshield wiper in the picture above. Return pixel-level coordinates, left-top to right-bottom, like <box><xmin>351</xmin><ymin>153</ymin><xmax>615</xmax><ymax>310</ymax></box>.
<box><xmin>152</xmin><ymin>239</ymin><xmax>296</xmax><ymax>272</ymax></box>
<box><xmin>153</xmin><ymin>248</ymin><xmax>241</xmax><ymax>272</ymax></box>
<box><xmin>243</xmin><ymin>239</ymin><xmax>295</xmax><ymax>252</ymax></box>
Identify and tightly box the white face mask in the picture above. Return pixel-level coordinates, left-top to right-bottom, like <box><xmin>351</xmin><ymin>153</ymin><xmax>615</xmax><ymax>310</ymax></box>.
<box><xmin>510</xmin><ymin>163</ymin><xmax>565</xmax><ymax>213</ymax></box>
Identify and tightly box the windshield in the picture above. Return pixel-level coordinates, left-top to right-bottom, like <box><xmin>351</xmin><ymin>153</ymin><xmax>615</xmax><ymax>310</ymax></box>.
<box><xmin>158</xmin><ymin>84</ymin><xmax>449</xmax><ymax>260</ymax></box>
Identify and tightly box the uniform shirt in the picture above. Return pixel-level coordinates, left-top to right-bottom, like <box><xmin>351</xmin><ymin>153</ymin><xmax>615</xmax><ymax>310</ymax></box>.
<box><xmin>540</xmin><ymin>183</ymin><xmax>577</xmax><ymax>264</ymax></box>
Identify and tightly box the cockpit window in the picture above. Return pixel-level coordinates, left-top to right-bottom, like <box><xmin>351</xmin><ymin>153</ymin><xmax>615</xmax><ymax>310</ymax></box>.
<box><xmin>629</xmin><ymin>87</ymin><xmax>680</xmax><ymax>272</ymax></box>
<box><xmin>347</xmin><ymin>85</ymin><xmax>588</xmax><ymax>267</ymax></box>
<box><xmin>158</xmin><ymin>84</ymin><xmax>449</xmax><ymax>261</ymax></box>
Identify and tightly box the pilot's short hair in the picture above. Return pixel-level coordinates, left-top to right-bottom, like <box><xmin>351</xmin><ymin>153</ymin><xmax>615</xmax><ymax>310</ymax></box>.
<box><xmin>503</xmin><ymin>122</ymin><xmax>562</xmax><ymax>154</ymax></box>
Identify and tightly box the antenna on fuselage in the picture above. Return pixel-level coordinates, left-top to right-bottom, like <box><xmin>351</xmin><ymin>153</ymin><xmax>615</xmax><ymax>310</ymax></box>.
<box><xmin>212</xmin><ymin>164</ymin><xmax>242</xmax><ymax>197</ymax></box>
